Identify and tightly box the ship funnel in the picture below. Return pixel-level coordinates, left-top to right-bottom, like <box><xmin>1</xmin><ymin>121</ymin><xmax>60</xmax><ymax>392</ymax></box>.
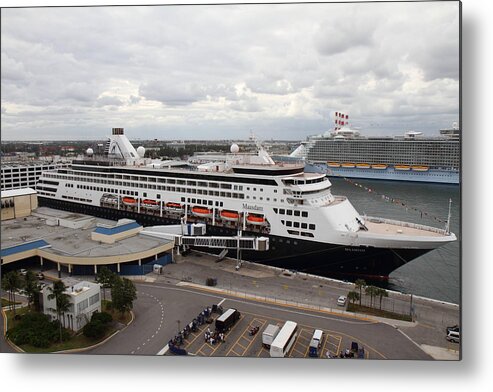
<box><xmin>334</xmin><ymin>111</ymin><xmax>349</xmax><ymax>130</ymax></box>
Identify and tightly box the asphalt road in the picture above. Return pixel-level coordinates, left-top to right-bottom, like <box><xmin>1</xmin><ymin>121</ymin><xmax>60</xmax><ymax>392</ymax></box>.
<box><xmin>86</xmin><ymin>282</ymin><xmax>431</xmax><ymax>359</ymax></box>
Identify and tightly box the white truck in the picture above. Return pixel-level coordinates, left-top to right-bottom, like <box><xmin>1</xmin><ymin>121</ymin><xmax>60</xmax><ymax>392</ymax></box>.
<box><xmin>262</xmin><ymin>324</ymin><xmax>280</xmax><ymax>349</ymax></box>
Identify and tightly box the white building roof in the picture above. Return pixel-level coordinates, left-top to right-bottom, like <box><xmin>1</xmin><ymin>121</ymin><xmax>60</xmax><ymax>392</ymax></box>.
<box><xmin>1</xmin><ymin>188</ymin><xmax>37</xmax><ymax>198</ymax></box>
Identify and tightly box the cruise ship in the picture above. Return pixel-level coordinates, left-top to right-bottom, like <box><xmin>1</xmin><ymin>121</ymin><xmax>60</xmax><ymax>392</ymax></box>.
<box><xmin>291</xmin><ymin>112</ymin><xmax>460</xmax><ymax>184</ymax></box>
<box><xmin>36</xmin><ymin>128</ymin><xmax>456</xmax><ymax>280</ymax></box>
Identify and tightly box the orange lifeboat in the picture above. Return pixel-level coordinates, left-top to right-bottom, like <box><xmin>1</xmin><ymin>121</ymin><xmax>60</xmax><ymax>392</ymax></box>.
<box><xmin>192</xmin><ymin>206</ymin><xmax>213</xmax><ymax>218</ymax></box>
<box><xmin>166</xmin><ymin>202</ymin><xmax>183</xmax><ymax>209</ymax></box>
<box><xmin>246</xmin><ymin>213</ymin><xmax>266</xmax><ymax>226</ymax></box>
<box><xmin>327</xmin><ymin>162</ymin><xmax>340</xmax><ymax>168</ymax></box>
<box><xmin>356</xmin><ymin>163</ymin><xmax>371</xmax><ymax>169</ymax></box>
<box><xmin>341</xmin><ymin>163</ymin><xmax>355</xmax><ymax>168</ymax></box>
<box><xmin>394</xmin><ymin>165</ymin><xmax>411</xmax><ymax>171</ymax></box>
<box><xmin>411</xmin><ymin>166</ymin><xmax>429</xmax><ymax>172</ymax></box>
<box><xmin>371</xmin><ymin>164</ymin><xmax>387</xmax><ymax>170</ymax></box>
<box><xmin>122</xmin><ymin>197</ymin><xmax>137</xmax><ymax>206</ymax></box>
<box><xmin>142</xmin><ymin>199</ymin><xmax>159</xmax><ymax>210</ymax></box>
<box><xmin>220</xmin><ymin>210</ymin><xmax>240</xmax><ymax>221</ymax></box>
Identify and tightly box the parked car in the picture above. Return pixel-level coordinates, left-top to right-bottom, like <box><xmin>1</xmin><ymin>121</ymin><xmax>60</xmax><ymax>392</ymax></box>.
<box><xmin>337</xmin><ymin>295</ymin><xmax>347</xmax><ymax>306</ymax></box>
<box><xmin>446</xmin><ymin>330</ymin><xmax>460</xmax><ymax>343</ymax></box>
<box><xmin>19</xmin><ymin>269</ymin><xmax>27</xmax><ymax>276</ymax></box>
<box><xmin>446</xmin><ymin>324</ymin><xmax>460</xmax><ymax>333</ymax></box>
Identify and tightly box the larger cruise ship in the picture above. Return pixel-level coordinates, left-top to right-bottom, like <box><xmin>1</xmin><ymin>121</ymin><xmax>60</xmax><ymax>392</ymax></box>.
<box><xmin>291</xmin><ymin>112</ymin><xmax>460</xmax><ymax>184</ymax></box>
<box><xmin>36</xmin><ymin>128</ymin><xmax>456</xmax><ymax>280</ymax></box>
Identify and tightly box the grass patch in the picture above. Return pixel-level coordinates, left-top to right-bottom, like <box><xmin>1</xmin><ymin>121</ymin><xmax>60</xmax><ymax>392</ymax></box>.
<box><xmin>19</xmin><ymin>327</ymin><xmax>118</xmax><ymax>353</ymax></box>
<box><xmin>347</xmin><ymin>302</ymin><xmax>413</xmax><ymax>322</ymax></box>
<box><xmin>5</xmin><ymin>304</ymin><xmax>131</xmax><ymax>353</ymax></box>
<box><xmin>101</xmin><ymin>300</ymin><xmax>132</xmax><ymax>325</ymax></box>
<box><xmin>1</xmin><ymin>298</ymin><xmax>21</xmax><ymax>307</ymax></box>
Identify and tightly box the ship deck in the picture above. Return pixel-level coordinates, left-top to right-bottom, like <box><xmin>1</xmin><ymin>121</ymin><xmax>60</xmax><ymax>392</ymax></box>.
<box><xmin>364</xmin><ymin>220</ymin><xmax>446</xmax><ymax>237</ymax></box>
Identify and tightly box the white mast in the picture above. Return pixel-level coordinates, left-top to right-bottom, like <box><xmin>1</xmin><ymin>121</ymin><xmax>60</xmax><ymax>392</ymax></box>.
<box><xmin>446</xmin><ymin>198</ymin><xmax>452</xmax><ymax>233</ymax></box>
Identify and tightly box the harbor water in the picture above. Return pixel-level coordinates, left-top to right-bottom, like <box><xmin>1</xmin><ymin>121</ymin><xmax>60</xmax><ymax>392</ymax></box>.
<box><xmin>329</xmin><ymin>177</ymin><xmax>460</xmax><ymax>304</ymax></box>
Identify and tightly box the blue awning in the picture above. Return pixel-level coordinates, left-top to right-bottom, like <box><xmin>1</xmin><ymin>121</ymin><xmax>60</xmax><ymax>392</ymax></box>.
<box><xmin>1</xmin><ymin>239</ymin><xmax>50</xmax><ymax>258</ymax></box>
<box><xmin>93</xmin><ymin>222</ymin><xmax>141</xmax><ymax>236</ymax></box>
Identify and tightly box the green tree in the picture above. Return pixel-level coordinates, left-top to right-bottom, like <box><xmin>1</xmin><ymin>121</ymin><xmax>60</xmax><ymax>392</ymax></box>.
<box><xmin>95</xmin><ymin>266</ymin><xmax>117</xmax><ymax>301</ymax></box>
<box><xmin>347</xmin><ymin>291</ymin><xmax>360</xmax><ymax>305</ymax></box>
<box><xmin>376</xmin><ymin>288</ymin><xmax>389</xmax><ymax>310</ymax></box>
<box><xmin>23</xmin><ymin>270</ymin><xmax>40</xmax><ymax>310</ymax></box>
<box><xmin>111</xmin><ymin>277</ymin><xmax>137</xmax><ymax>316</ymax></box>
<box><xmin>2</xmin><ymin>271</ymin><xmax>22</xmax><ymax>316</ymax></box>
<box><xmin>354</xmin><ymin>279</ymin><xmax>366</xmax><ymax>306</ymax></box>
<box><xmin>365</xmin><ymin>285</ymin><xmax>378</xmax><ymax>308</ymax></box>
<box><xmin>47</xmin><ymin>281</ymin><xmax>71</xmax><ymax>342</ymax></box>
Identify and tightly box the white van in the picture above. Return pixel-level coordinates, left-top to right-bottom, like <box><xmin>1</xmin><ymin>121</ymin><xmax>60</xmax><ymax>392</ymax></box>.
<box><xmin>310</xmin><ymin>329</ymin><xmax>324</xmax><ymax>349</ymax></box>
<box><xmin>446</xmin><ymin>330</ymin><xmax>460</xmax><ymax>343</ymax></box>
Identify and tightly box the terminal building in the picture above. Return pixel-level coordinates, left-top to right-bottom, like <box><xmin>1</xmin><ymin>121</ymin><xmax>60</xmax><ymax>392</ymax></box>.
<box><xmin>1</xmin><ymin>191</ymin><xmax>175</xmax><ymax>277</ymax></box>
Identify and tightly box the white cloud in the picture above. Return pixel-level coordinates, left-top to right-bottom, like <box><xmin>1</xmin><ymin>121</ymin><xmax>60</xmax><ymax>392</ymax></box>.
<box><xmin>0</xmin><ymin>1</ymin><xmax>459</xmax><ymax>140</ymax></box>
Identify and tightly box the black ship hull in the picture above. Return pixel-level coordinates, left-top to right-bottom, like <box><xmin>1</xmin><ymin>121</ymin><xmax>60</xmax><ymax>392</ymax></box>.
<box><xmin>39</xmin><ymin>197</ymin><xmax>432</xmax><ymax>280</ymax></box>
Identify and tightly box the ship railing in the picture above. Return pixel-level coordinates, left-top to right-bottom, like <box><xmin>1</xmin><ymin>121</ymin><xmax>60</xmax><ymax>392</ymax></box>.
<box><xmin>363</xmin><ymin>216</ymin><xmax>448</xmax><ymax>235</ymax></box>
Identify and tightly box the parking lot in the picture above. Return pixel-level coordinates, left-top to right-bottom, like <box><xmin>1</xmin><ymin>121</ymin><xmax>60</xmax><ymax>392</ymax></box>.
<box><xmin>172</xmin><ymin>308</ymin><xmax>376</xmax><ymax>359</ymax></box>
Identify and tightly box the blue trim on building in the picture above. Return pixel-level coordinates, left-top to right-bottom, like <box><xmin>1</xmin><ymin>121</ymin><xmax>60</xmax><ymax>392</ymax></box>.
<box><xmin>93</xmin><ymin>221</ymin><xmax>141</xmax><ymax>236</ymax></box>
<box><xmin>1</xmin><ymin>239</ymin><xmax>50</xmax><ymax>257</ymax></box>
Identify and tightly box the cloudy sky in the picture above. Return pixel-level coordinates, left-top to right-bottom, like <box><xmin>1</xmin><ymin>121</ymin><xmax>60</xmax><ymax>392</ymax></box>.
<box><xmin>1</xmin><ymin>1</ymin><xmax>460</xmax><ymax>141</ymax></box>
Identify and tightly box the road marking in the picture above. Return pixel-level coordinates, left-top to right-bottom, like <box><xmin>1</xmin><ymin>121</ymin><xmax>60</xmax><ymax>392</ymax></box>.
<box><xmin>240</xmin><ymin>309</ymin><xmax>386</xmax><ymax>359</ymax></box>
<box><xmin>156</xmin><ymin>344</ymin><xmax>169</xmax><ymax>356</ymax></box>
<box><xmin>138</xmin><ymin>283</ymin><xmax>385</xmax><ymax>358</ymax></box>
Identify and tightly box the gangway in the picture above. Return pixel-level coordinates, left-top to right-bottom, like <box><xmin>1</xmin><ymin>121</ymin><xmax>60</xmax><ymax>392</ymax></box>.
<box><xmin>141</xmin><ymin>224</ymin><xmax>269</xmax><ymax>251</ymax></box>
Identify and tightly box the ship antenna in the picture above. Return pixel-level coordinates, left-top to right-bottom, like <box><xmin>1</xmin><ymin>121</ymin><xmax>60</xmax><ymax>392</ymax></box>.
<box><xmin>446</xmin><ymin>198</ymin><xmax>452</xmax><ymax>233</ymax></box>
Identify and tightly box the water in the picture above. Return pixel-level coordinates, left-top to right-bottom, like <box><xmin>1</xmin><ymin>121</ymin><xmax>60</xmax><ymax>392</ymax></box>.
<box><xmin>329</xmin><ymin>178</ymin><xmax>460</xmax><ymax>304</ymax></box>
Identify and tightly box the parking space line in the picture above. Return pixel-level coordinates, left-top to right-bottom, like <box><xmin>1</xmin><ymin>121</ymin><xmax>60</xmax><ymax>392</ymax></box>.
<box><xmin>202</xmin><ymin>314</ymin><xmax>244</xmax><ymax>357</ymax></box>
<box><xmin>238</xmin><ymin>318</ymin><xmax>267</xmax><ymax>357</ymax></box>
<box><xmin>226</xmin><ymin>316</ymin><xmax>255</xmax><ymax>357</ymax></box>
<box><xmin>336</xmin><ymin>335</ymin><xmax>342</xmax><ymax>356</ymax></box>
<box><xmin>236</xmin><ymin>342</ymin><xmax>248</xmax><ymax>350</ymax></box>
<box><xmin>239</xmin><ymin>309</ymin><xmax>386</xmax><ymax>359</ymax></box>
<box><xmin>320</xmin><ymin>335</ymin><xmax>331</xmax><ymax>357</ymax></box>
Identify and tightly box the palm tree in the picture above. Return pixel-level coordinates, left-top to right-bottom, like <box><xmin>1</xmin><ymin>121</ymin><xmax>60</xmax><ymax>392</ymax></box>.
<box><xmin>95</xmin><ymin>266</ymin><xmax>116</xmax><ymax>302</ymax></box>
<box><xmin>347</xmin><ymin>291</ymin><xmax>360</xmax><ymax>305</ymax></box>
<box><xmin>365</xmin><ymin>285</ymin><xmax>378</xmax><ymax>308</ymax></box>
<box><xmin>2</xmin><ymin>271</ymin><xmax>22</xmax><ymax>316</ymax></box>
<box><xmin>376</xmin><ymin>288</ymin><xmax>389</xmax><ymax>310</ymax></box>
<box><xmin>23</xmin><ymin>270</ymin><xmax>40</xmax><ymax>310</ymax></box>
<box><xmin>354</xmin><ymin>279</ymin><xmax>366</xmax><ymax>306</ymax></box>
<box><xmin>47</xmin><ymin>280</ymin><xmax>71</xmax><ymax>342</ymax></box>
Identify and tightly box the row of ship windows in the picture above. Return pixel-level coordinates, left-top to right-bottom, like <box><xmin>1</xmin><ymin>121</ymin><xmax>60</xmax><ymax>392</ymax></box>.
<box><xmin>287</xmin><ymin>230</ymin><xmax>314</xmax><ymax>238</ymax></box>
<box><xmin>281</xmin><ymin>220</ymin><xmax>316</xmax><ymax>230</ymax></box>
<box><xmin>70</xmin><ymin>183</ymin><xmax>246</xmax><ymax>200</ymax></box>
<box><xmin>63</xmin><ymin>171</ymin><xmax>246</xmax><ymax>190</ymax></box>
<box><xmin>62</xmin><ymin>195</ymin><xmax>92</xmax><ymax>203</ymax></box>
<box><xmin>182</xmin><ymin>197</ymin><xmax>224</xmax><ymax>208</ymax></box>
<box><xmin>273</xmin><ymin>208</ymin><xmax>308</xmax><ymax>218</ymax></box>
<box><xmin>245</xmin><ymin>195</ymin><xmax>283</xmax><ymax>203</ymax></box>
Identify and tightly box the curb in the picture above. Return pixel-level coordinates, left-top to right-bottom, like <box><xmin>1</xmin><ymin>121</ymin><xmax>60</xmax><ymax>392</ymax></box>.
<box><xmin>1</xmin><ymin>307</ymin><xmax>25</xmax><ymax>353</ymax></box>
<box><xmin>54</xmin><ymin>310</ymin><xmax>135</xmax><ymax>354</ymax></box>
<box><xmin>176</xmin><ymin>281</ymin><xmax>377</xmax><ymax>323</ymax></box>
<box><xmin>2</xmin><ymin>307</ymin><xmax>135</xmax><ymax>354</ymax></box>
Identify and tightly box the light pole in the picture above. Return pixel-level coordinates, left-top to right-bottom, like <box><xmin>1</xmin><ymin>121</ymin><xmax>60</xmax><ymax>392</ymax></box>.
<box><xmin>177</xmin><ymin>319</ymin><xmax>181</xmax><ymax>334</ymax></box>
